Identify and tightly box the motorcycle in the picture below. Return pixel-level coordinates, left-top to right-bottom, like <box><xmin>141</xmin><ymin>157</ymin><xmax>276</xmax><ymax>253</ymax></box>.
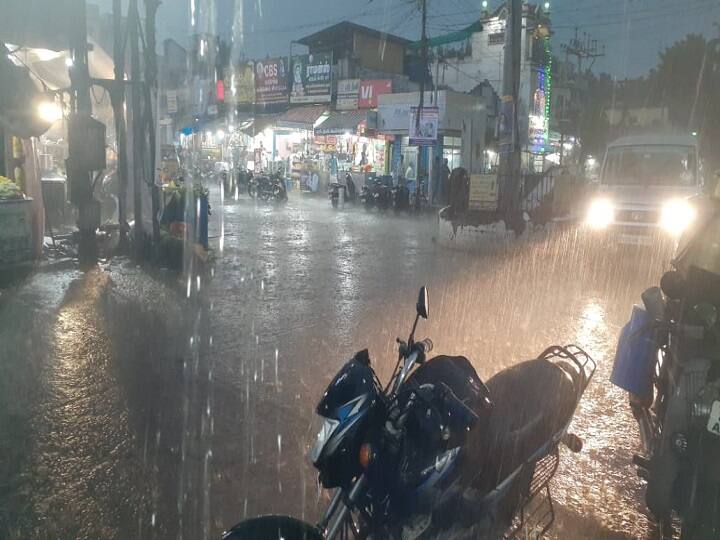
<box><xmin>361</xmin><ymin>179</ymin><xmax>392</xmax><ymax>212</ymax></box>
<box><xmin>612</xmin><ymin>198</ymin><xmax>720</xmax><ymax>538</ymax></box>
<box><xmin>249</xmin><ymin>172</ymin><xmax>287</xmax><ymax>203</ymax></box>
<box><xmin>329</xmin><ymin>173</ymin><xmax>358</xmax><ymax>209</ymax></box>
<box><xmin>224</xmin><ymin>287</ymin><xmax>595</xmax><ymax>539</ymax></box>
<box><xmin>235</xmin><ymin>168</ymin><xmax>253</xmax><ymax>195</ymax></box>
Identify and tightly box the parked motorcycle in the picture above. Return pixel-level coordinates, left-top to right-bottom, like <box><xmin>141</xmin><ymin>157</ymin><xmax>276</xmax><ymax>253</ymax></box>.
<box><xmin>224</xmin><ymin>286</ymin><xmax>595</xmax><ymax>539</ymax></box>
<box><xmin>249</xmin><ymin>172</ymin><xmax>287</xmax><ymax>203</ymax></box>
<box><xmin>235</xmin><ymin>168</ymin><xmax>252</xmax><ymax>195</ymax></box>
<box><xmin>361</xmin><ymin>179</ymin><xmax>392</xmax><ymax>212</ymax></box>
<box><xmin>329</xmin><ymin>173</ymin><xmax>358</xmax><ymax>209</ymax></box>
<box><xmin>612</xmin><ymin>198</ymin><xmax>720</xmax><ymax>539</ymax></box>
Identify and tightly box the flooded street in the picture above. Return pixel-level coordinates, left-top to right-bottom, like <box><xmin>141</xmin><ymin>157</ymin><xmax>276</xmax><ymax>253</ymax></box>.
<box><xmin>1</xmin><ymin>191</ymin><xmax>674</xmax><ymax>539</ymax></box>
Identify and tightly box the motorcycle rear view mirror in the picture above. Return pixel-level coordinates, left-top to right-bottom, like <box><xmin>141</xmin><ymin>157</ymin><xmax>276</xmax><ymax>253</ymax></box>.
<box><xmin>417</xmin><ymin>286</ymin><xmax>429</xmax><ymax>319</ymax></box>
<box><xmin>660</xmin><ymin>270</ymin><xmax>686</xmax><ymax>300</ymax></box>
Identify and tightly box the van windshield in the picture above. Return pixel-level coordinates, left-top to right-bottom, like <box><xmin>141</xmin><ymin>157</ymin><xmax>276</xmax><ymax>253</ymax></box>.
<box><xmin>603</xmin><ymin>145</ymin><xmax>697</xmax><ymax>187</ymax></box>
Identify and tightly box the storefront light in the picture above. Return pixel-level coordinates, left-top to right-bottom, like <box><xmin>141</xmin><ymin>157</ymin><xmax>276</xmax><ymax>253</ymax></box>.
<box><xmin>37</xmin><ymin>100</ymin><xmax>62</xmax><ymax>124</ymax></box>
<box><xmin>216</xmin><ymin>129</ymin><xmax>225</xmax><ymax>141</ymax></box>
<box><xmin>65</xmin><ymin>57</ymin><xmax>74</xmax><ymax>68</ymax></box>
<box><xmin>205</xmin><ymin>130</ymin><xmax>213</xmax><ymax>139</ymax></box>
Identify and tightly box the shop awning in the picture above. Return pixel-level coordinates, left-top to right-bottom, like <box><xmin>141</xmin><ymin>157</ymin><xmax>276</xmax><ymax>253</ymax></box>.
<box><xmin>314</xmin><ymin>110</ymin><xmax>372</xmax><ymax>136</ymax></box>
<box><xmin>252</xmin><ymin>113</ymin><xmax>282</xmax><ymax>135</ymax></box>
<box><xmin>276</xmin><ymin>105</ymin><xmax>328</xmax><ymax>130</ymax></box>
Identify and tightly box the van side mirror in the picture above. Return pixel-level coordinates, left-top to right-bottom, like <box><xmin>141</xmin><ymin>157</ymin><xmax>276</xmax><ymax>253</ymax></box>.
<box><xmin>417</xmin><ymin>286</ymin><xmax>429</xmax><ymax>319</ymax></box>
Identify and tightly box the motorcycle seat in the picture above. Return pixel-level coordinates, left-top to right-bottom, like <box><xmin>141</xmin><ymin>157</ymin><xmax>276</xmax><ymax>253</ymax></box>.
<box><xmin>469</xmin><ymin>358</ymin><xmax>578</xmax><ymax>491</ymax></box>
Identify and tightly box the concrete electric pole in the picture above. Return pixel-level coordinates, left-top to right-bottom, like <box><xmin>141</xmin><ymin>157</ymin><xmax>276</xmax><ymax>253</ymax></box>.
<box><xmin>497</xmin><ymin>0</ymin><xmax>522</xmax><ymax>227</ymax></box>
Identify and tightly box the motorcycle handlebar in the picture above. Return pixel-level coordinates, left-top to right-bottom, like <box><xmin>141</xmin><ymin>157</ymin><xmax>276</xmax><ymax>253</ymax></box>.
<box><xmin>416</xmin><ymin>338</ymin><xmax>433</xmax><ymax>354</ymax></box>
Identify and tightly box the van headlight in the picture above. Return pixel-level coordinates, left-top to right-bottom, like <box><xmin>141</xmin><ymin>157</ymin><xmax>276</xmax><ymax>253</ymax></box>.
<box><xmin>586</xmin><ymin>198</ymin><xmax>614</xmax><ymax>229</ymax></box>
<box><xmin>659</xmin><ymin>199</ymin><xmax>695</xmax><ymax>236</ymax></box>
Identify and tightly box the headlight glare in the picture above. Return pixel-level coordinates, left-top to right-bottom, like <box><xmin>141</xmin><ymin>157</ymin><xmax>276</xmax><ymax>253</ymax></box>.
<box><xmin>660</xmin><ymin>199</ymin><xmax>695</xmax><ymax>236</ymax></box>
<box><xmin>586</xmin><ymin>198</ymin><xmax>614</xmax><ymax>229</ymax></box>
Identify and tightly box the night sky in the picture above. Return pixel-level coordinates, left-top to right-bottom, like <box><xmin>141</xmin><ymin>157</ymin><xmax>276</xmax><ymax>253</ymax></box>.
<box><xmin>95</xmin><ymin>0</ymin><xmax>720</xmax><ymax>77</ymax></box>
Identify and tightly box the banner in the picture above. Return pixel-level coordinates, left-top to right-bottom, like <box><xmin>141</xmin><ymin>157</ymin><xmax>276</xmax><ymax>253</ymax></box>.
<box><xmin>226</xmin><ymin>62</ymin><xmax>255</xmax><ymax>105</ymax></box>
<box><xmin>336</xmin><ymin>79</ymin><xmax>360</xmax><ymax>110</ymax></box>
<box><xmin>290</xmin><ymin>53</ymin><xmax>332</xmax><ymax>104</ymax></box>
<box><xmin>254</xmin><ymin>58</ymin><xmax>288</xmax><ymax>105</ymax></box>
<box><xmin>358</xmin><ymin>79</ymin><xmax>392</xmax><ymax>109</ymax></box>
<box><xmin>409</xmin><ymin>107</ymin><xmax>439</xmax><ymax>146</ymax></box>
<box><xmin>468</xmin><ymin>174</ymin><xmax>499</xmax><ymax>211</ymax></box>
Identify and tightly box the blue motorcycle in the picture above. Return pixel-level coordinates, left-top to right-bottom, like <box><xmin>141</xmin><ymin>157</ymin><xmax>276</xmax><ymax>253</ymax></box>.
<box><xmin>224</xmin><ymin>287</ymin><xmax>595</xmax><ymax>539</ymax></box>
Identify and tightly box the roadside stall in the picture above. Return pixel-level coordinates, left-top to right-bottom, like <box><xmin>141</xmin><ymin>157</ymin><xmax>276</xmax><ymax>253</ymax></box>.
<box><xmin>0</xmin><ymin>48</ymin><xmax>53</xmax><ymax>270</ymax></box>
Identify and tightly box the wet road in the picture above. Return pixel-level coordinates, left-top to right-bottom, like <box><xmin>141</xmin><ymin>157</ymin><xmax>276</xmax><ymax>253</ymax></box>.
<box><xmin>0</xmin><ymin>189</ymin><xmax>675</xmax><ymax>539</ymax></box>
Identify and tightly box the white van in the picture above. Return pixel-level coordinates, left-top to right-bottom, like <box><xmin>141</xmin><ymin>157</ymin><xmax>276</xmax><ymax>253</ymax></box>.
<box><xmin>585</xmin><ymin>134</ymin><xmax>703</xmax><ymax>245</ymax></box>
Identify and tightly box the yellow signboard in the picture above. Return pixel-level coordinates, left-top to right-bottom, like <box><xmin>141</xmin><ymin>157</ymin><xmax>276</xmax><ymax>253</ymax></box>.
<box><xmin>469</xmin><ymin>174</ymin><xmax>498</xmax><ymax>211</ymax></box>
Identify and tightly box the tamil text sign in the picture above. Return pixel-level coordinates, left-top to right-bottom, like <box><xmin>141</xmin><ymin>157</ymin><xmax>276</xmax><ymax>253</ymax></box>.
<box><xmin>290</xmin><ymin>53</ymin><xmax>332</xmax><ymax>104</ymax></box>
<box><xmin>254</xmin><ymin>58</ymin><xmax>288</xmax><ymax>105</ymax></box>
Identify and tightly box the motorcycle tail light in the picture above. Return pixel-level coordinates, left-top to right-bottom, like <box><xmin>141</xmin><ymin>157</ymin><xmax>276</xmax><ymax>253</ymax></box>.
<box><xmin>359</xmin><ymin>443</ymin><xmax>374</xmax><ymax>469</ymax></box>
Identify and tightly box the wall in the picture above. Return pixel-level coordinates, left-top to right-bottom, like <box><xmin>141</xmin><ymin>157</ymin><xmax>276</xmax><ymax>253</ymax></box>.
<box><xmin>352</xmin><ymin>32</ymin><xmax>405</xmax><ymax>75</ymax></box>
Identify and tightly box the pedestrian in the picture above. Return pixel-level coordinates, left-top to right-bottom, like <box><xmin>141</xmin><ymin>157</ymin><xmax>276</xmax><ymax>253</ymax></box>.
<box><xmin>394</xmin><ymin>154</ymin><xmax>405</xmax><ymax>186</ymax></box>
<box><xmin>441</xmin><ymin>158</ymin><xmax>451</xmax><ymax>206</ymax></box>
<box><xmin>432</xmin><ymin>155</ymin><xmax>441</xmax><ymax>205</ymax></box>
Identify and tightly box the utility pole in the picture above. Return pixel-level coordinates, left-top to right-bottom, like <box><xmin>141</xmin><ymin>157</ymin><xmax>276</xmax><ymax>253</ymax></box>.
<box><xmin>417</xmin><ymin>0</ymin><xmax>428</xmax><ymax>125</ymax></box>
<box><xmin>67</xmin><ymin>0</ymin><xmax>99</xmax><ymax>261</ymax></box>
<box><xmin>144</xmin><ymin>0</ymin><xmax>161</xmax><ymax>246</ymax></box>
<box><xmin>497</xmin><ymin>0</ymin><xmax>522</xmax><ymax>226</ymax></box>
<box><xmin>561</xmin><ymin>28</ymin><xmax>605</xmax><ymax>75</ymax></box>
<box><xmin>112</xmin><ymin>0</ymin><xmax>130</xmax><ymax>250</ymax></box>
<box><xmin>129</xmin><ymin>0</ymin><xmax>144</xmax><ymax>249</ymax></box>
<box><xmin>560</xmin><ymin>28</ymin><xmax>605</xmax><ymax>157</ymax></box>
<box><xmin>417</xmin><ymin>0</ymin><xmax>428</xmax><ymax>185</ymax></box>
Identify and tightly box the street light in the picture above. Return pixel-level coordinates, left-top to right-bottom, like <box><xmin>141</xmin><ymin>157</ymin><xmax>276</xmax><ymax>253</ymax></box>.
<box><xmin>482</xmin><ymin>0</ymin><xmax>488</xmax><ymax>8</ymax></box>
<box><xmin>544</xmin><ymin>1</ymin><xmax>550</xmax><ymax>9</ymax></box>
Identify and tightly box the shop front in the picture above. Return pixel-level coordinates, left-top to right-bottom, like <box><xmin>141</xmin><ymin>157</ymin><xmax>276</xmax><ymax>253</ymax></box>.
<box><xmin>314</xmin><ymin>110</ymin><xmax>389</xmax><ymax>188</ymax></box>
<box><xmin>378</xmin><ymin>90</ymin><xmax>486</xmax><ymax>204</ymax></box>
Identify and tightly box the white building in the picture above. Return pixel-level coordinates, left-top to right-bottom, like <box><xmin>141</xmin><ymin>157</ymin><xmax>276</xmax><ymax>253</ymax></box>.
<box><xmin>430</xmin><ymin>3</ymin><xmax>552</xmax><ymax>152</ymax></box>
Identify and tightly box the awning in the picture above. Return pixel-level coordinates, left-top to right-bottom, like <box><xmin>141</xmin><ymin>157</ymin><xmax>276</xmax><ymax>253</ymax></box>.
<box><xmin>0</xmin><ymin>53</ymin><xmax>52</xmax><ymax>138</ymax></box>
<box><xmin>314</xmin><ymin>110</ymin><xmax>375</xmax><ymax>136</ymax></box>
<box><xmin>276</xmin><ymin>105</ymin><xmax>328</xmax><ymax>130</ymax></box>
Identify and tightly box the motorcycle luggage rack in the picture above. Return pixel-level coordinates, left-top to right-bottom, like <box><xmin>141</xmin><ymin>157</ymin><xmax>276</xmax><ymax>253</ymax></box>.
<box><xmin>504</xmin><ymin>447</ymin><xmax>559</xmax><ymax>540</ymax></box>
<box><xmin>537</xmin><ymin>344</ymin><xmax>597</xmax><ymax>394</ymax></box>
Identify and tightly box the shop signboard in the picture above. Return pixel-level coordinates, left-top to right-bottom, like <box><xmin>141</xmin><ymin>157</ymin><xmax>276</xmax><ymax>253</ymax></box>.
<box><xmin>254</xmin><ymin>57</ymin><xmax>288</xmax><ymax>105</ymax></box>
<box><xmin>409</xmin><ymin>107</ymin><xmax>439</xmax><ymax>146</ymax></box>
<box><xmin>358</xmin><ymin>79</ymin><xmax>392</xmax><ymax>109</ymax></box>
<box><xmin>337</xmin><ymin>79</ymin><xmax>360</xmax><ymax>110</ymax></box>
<box><xmin>468</xmin><ymin>174</ymin><xmax>499</xmax><ymax>211</ymax></box>
<box><xmin>290</xmin><ymin>53</ymin><xmax>332</xmax><ymax>104</ymax></box>
<box><xmin>230</xmin><ymin>62</ymin><xmax>255</xmax><ymax>104</ymax></box>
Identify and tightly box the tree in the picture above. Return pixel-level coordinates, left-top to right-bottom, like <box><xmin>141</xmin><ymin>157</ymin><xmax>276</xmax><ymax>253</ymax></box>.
<box><xmin>651</xmin><ymin>34</ymin><xmax>711</xmax><ymax>128</ymax></box>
